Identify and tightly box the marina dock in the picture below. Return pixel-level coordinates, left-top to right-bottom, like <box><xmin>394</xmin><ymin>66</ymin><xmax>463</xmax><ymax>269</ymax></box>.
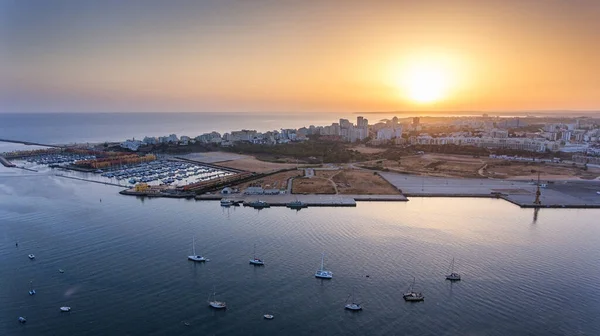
<box><xmin>54</xmin><ymin>174</ymin><xmax>125</xmax><ymax>187</ymax></box>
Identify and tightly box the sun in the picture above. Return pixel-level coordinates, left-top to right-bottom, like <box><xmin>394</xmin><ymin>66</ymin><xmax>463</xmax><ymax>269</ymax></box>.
<box><xmin>404</xmin><ymin>65</ymin><xmax>449</xmax><ymax>103</ymax></box>
<box><xmin>393</xmin><ymin>56</ymin><xmax>457</xmax><ymax>104</ymax></box>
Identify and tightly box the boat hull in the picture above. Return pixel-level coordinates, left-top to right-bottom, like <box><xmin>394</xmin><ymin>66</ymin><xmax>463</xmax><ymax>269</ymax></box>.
<box><xmin>345</xmin><ymin>304</ymin><xmax>362</xmax><ymax>311</ymax></box>
<box><xmin>209</xmin><ymin>302</ymin><xmax>227</xmax><ymax>309</ymax></box>
<box><xmin>249</xmin><ymin>259</ymin><xmax>264</xmax><ymax>265</ymax></box>
<box><xmin>315</xmin><ymin>271</ymin><xmax>333</xmax><ymax>279</ymax></box>
<box><xmin>188</xmin><ymin>256</ymin><xmax>206</xmax><ymax>262</ymax></box>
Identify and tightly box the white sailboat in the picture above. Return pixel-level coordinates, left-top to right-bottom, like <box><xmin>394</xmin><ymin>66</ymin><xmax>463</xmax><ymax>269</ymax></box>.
<box><xmin>208</xmin><ymin>287</ymin><xmax>227</xmax><ymax>309</ymax></box>
<box><xmin>249</xmin><ymin>244</ymin><xmax>264</xmax><ymax>265</ymax></box>
<box><xmin>344</xmin><ymin>289</ymin><xmax>362</xmax><ymax>311</ymax></box>
<box><xmin>445</xmin><ymin>258</ymin><xmax>461</xmax><ymax>281</ymax></box>
<box><xmin>187</xmin><ymin>237</ymin><xmax>206</xmax><ymax>262</ymax></box>
<box><xmin>403</xmin><ymin>277</ymin><xmax>424</xmax><ymax>302</ymax></box>
<box><xmin>28</xmin><ymin>281</ymin><xmax>36</xmax><ymax>295</ymax></box>
<box><xmin>315</xmin><ymin>252</ymin><xmax>333</xmax><ymax>279</ymax></box>
<box><xmin>60</xmin><ymin>306</ymin><xmax>71</xmax><ymax>312</ymax></box>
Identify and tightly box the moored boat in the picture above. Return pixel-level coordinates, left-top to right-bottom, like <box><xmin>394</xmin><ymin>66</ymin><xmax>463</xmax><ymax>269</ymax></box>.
<box><xmin>315</xmin><ymin>252</ymin><xmax>333</xmax><ymax>279</ymax></box>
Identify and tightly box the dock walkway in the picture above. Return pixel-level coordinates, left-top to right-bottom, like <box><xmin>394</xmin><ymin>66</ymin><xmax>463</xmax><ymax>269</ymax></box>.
<box><xmin>54</xmin><ymin>174</ymin><xmax>124</xmax><ymax>187</ymax></box>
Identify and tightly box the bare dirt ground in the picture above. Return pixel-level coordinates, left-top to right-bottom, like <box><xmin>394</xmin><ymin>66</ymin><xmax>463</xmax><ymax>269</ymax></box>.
<box><xmin>361</xmin><ymin>154</ymin><xmax>485</xmax><ymax>178</ymax></box>
<box><xmin>483</xmin><ymin>161</ymin><xmax>600</xmax><ymax>180</ymax></box>
<box><xmin>350</xmin><ymin>145</ymin><xmax>387</xmax><ymax>154</ymax></box>
<box><xmin>359</xmin><ymin>153</ymin><xmax>600</xmax><ymax>180</ymax></box>
<box><xmin>332</xmin><ymin>170</ymin><xmax>400</xmax><ymax>195</ymax></box>
<box><xmin>233</xmin><ymin>170</ymin><xmax>304</xmax><ymax>191</ymax></box>
<box><xmin>291</xmin><ymin>177</ymin><xmax>336</xmax><ymax>194</ymax></box>
<box><xmin>218</xmin><ymin>157</ymin><xmax>302</xmax><ymax>173</ymax></box>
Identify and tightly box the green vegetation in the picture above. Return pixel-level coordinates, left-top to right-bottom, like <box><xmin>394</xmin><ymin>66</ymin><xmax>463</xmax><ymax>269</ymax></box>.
<box><xmin>222</xmin><ymin>140</ymin><xmax>367</xmax><ymax>163</ymax></box>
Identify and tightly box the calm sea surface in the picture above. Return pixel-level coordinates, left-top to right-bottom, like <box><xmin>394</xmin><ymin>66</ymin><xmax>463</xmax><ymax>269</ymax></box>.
<box><xmin>0</xmin><ymin>112</ymin><xmax>359</xmax><ymax>149</ymax></box>
<box><xmin>1</xmin><ymin>164</ymin><xmax>599</xmax><ymax>335</ymax></box>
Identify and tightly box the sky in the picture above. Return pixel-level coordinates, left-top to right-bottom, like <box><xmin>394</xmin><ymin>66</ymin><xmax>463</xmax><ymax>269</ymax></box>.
<box><xmin>1</xmin><ymin>0</ymin><xmax>599</xmax><ymax>113</ymax></box>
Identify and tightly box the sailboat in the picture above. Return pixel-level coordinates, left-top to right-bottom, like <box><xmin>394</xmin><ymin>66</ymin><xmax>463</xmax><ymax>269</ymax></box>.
<box><xmin>344</xmin><ymin>289</ymin><xmax>362</xmax><ymax>311</ymax></box>
<box><xmin>28</xmin><ymin>281</ymin><xmax>36</xmax><ymax>295</ymax></box>
<box><xmin>445</xmin><ymin>258</ymin><xmax>461</xmax><ymax>281</ymax></box>
<box><xmin>187</xmin><ymin>237</ymin><xmax>206</xmax><ymax>262</ymax></box>
<box><xmin>249</xmin><ymin>244</ymin><xmax>264</xmax><ymax>265</ymax></box>
<box><xmin>315</xmin><ymin>252</ymin><xmax>333</xmax><ymax>279</ymax></box>
<box><xmin>208</xmin><ymin>287</ymin><xmax>227</xmax><ymax>309</ymax></box>
<box><xmin>403</xmin><ymin>277</ymin><xmax>424</xmax><ymax>301</ymax></box>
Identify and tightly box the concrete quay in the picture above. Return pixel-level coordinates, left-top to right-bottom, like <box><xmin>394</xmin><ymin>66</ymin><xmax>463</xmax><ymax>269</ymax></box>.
<box><xmin>196</xmin><ymin>194</ymin><xmax>358</xmax><ymax>206</ymax></box>
<box><xmin>195</xmin><ymin>193</ymin><xmax>408</xmax><ymax>206</ymax></box>
<box><xmin>380</xmin><ymin>172</ymin><xmax>600</xmax><ymax>209</ymax></box>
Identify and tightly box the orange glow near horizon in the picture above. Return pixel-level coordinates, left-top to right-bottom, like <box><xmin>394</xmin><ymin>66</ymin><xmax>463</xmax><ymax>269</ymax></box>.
<box><xmin>2</xmin><ymin>1</ymin><xmax>600</xmax><ymax>113</ymax></box>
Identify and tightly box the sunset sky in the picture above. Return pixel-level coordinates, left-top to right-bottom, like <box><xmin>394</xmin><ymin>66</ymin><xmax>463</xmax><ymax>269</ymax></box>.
<box><xmin>1</xmin><ymin>0</ymin><xmax>599</xmax><ymax>113</ymax></box>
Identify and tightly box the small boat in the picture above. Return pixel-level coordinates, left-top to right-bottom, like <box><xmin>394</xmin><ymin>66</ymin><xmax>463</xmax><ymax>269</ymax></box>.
<box><xmin>60</xmin><ymin>306</ymin><xmax>71</xmax><ymax>312</ymax></box>
<box><xmin>263</xmin><ymin>314</ymin><xmax>274</xmax><ymax>320</ymax></box>
<box><xmin>220</xmin><ymin>199</ymin><xmax>234</xmax><ymax>207</ymax></box>
<box><xmin>403</xmin><ymin>277</ymin><xmax>424</xmax><ymax>302</ymax></box>
<box><xmin>28</xmin><ymin>254</ymin><xmax>35</xmax><ymax>260</ymax></box>
<box><xmin>344</xmin><ymin>290</ymin><xmax>362</xmax><ymax>311</ymax></box>
<box><xmin>59</xmin><ymin>269</ymin><xmax>65</xmax><ymax>273</ymax></box>
<box><xmin>208</xmin><ymin>287</ymin><xmax>227</xmax><ymax>309</ymax></box>
<box><xmin>28</xmin><ymin>281</ymin><xmax>36</xmax><ymax>295</ymax></box>
<box><xmin>187</xmin><ymin>237</ymin><xmax>206</xmax><ymax>262</ymax></box>
<box><xmin>315</xmin><ymin>252</ymin><xmax>333</xmax><ymax>279</ymax></box>
<box><xmin>18</xmin><ymin>316</ymin><xmax>27</xmax><ymax>323</ymax></box>
<box><xmin>249</xmin><ymin>244</ymin><xmax>264</xmax><ymax>265</ymax></box>
<box><xmin>248</xmin><ymin>200</ymin><xmax>270</xmax><ymax>209</ymax></box>
<box><xmin>286</xmin><ymin>200</ymin><xmax>308</xmax><ymax>209</ymax></box>
<box><xmin>445</xmin><ymin>258</ymin><xmax>461</xmax><ymax>281</ymax></box>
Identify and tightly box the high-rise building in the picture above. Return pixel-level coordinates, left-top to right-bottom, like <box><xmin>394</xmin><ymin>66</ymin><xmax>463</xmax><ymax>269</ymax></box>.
<box><xmin>413</xmin><ymin>117</ymin><xmax>420</xmax><ymax>127</ymax></box>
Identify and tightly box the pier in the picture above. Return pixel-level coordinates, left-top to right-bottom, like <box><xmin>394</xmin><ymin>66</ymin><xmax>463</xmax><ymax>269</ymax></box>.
<box><xmin>54</xmin><ymin>174</ymin><xmax>125</xmax><ymax>187</ymax></box>
<box><xmin>0</xmin><ymin>138</ymin><xmax>63</xmax><ymax>148</ymax></box>
<box><xmin>0</xmin><ymin>155</ymin><xmax>16</xmax><ymax>167</ymax></box>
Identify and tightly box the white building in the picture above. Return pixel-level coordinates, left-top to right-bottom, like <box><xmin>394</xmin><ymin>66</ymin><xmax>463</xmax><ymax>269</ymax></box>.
<box><xmin>376</xmin><ymin>127</ymin><xmax>403</xmax><ymax>140</ymax></box>
<box><xmin>120</xmin><ymin>139</ymin><xmax>143</xmax><ymax>151</ymax></box>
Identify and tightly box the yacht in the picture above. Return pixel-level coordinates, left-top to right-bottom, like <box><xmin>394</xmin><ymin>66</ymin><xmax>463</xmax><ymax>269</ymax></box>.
<box><xmin>208</xmin><ymin>287</ymin><xmax>227</xmax><ymax>309</ymax></box>
<box><xmin>344</xmin><ymin>290</ymin><xmax>362</xmax><ymax>311</ymax></box>
<box><xmin>187</xmin><ymin>237</ymin><xmax>206</xmax><ymax>262</ymax></box>
<box><xmin>315</xmin><ymin>252</ymin><xmax>333</xmax><ymax>279</ymax></box>
<box><xmin>249</xmin><ymin>244</ymin><xmax>264</xmax><ymax>265</ymax></box>
<box><xmin>263</xmin><ymin>314</ymin><xmax>274</xmax><ymax>320</ymax></box>
<box><xmin>28</xmin><ymin>281</ymin><xmax>36</xmax><ymax>295</ymax></box>
<box><xmin>28</xmin><ymin>254</ymin><xmax>35</xmax><ymax>260</ymax></box>
<box><xmin>220</xmin><ymin>199</ymin><xmax>234</xmax><ymax>207</ymax></box>
<box><xmin>60</xmin><ymin>307</ymin><xmax>71</xmax><ymax>312</ymax></box>
<box><xmin>248</xmin><ymin>200</ymin><xmax>270</xmax><ymax>209</ymax></box>
<box><xmin>403</xmin><ymin>277</ymin><xmax>424</xmax><ymax>302</ymax></box>
<box><xmin>286</xmin><ymin>200</ymin><xmax>308</xmax><ymax>209</ymax></box>
<box><xmin>445</xmin><ymin>258</ymin><xmax>461</xmax><ymax>281</ymax></box>
<box><xmin>18</xmin><ymin>316</ymin><xmax>27</xmax><ymax>323</ymax></box>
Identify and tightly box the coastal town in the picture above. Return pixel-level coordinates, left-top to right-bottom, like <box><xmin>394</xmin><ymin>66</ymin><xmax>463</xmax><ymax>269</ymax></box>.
<box><xmin>2</xmin><ymin>114</ymin><xmax>600</xmax><ymax>209</ymax></box>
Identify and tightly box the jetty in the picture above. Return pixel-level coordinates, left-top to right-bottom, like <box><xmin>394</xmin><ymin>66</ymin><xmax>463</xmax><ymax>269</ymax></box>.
<box><xmin>54</xmin><ymin>174</ymin><xmax>125</xmax><ymax>187</ymax></box>
<box><xmin>0</xmin><ymin>138</ymin><xmax>63</xmax><ymax>148</ymax></box>
<box><xmin>0</xmin><ymin>155</ymin><xmax>16</xmax><ymax>167</ymax></box>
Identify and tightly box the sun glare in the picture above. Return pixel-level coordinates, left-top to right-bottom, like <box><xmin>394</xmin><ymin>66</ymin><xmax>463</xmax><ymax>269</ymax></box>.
<box><xmin>393</xmin><ymin>55</ymin><xmax>459</xmax><ymax>105</ymax></box>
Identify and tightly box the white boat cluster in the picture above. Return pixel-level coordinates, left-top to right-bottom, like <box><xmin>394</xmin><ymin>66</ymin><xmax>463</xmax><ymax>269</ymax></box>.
<box><xmin>99</xmin><ymin>160</ymin><xmax>234</xmax><ymax>185</ymax></box>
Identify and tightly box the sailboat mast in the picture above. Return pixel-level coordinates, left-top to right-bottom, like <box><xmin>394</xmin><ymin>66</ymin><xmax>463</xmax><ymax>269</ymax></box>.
<box><xmin>321</xmin><ymin>252</ymin><xmax>325</xmax><ymax>270</ymax></box>
<box><xmin>192</xmin><ymin>237</ymin><xmax>196</xmax><ymax>256</ymax></box>
<box><xmin>253</xmin><ymin>244</ymin><xmax>256</xmax><ymax>259</ymax></box>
